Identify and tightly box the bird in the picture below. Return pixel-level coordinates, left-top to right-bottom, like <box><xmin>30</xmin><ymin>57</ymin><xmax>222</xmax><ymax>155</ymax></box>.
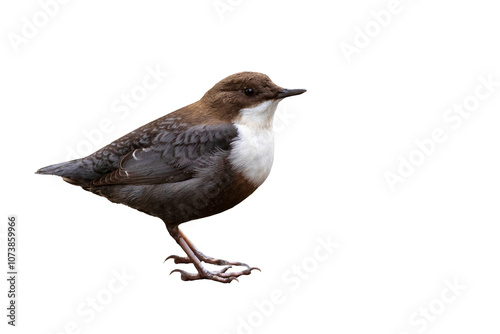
<box><xmin>36</xmin><ymin>71</ymin><xmax>306</xmax><ymax>283</ymax></box>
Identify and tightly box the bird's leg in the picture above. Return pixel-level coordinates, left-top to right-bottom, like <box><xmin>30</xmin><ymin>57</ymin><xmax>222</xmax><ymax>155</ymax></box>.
<box><xmin>165</xmin><ymin>227</ymin><xmax>252</xmax><ymax>267</ymax></box>
<box><xmin>165</xmin><ymin>225</ymin><xmax>259</xmax><ymax>283</ymax></box>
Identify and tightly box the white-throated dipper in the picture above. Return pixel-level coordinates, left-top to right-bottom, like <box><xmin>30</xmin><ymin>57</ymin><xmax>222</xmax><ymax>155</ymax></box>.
<box><xmin>37</xmin><ymin>72</ymin><xmax>306</xmax><ymax>283</ymax></box>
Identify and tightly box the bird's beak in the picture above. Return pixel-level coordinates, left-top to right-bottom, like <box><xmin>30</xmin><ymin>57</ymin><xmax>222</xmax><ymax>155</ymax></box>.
<box><xmin>277</xmin><ymin>88</ymin><xmax>307</xmax><ymax>99</ymax></box>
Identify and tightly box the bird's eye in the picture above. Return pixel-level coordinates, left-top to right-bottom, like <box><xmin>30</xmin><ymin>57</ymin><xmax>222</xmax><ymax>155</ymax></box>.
<box><xmin>244</xmin><ymin>88</ymin><xmax>255</xmax><ymax>96</ymax></box>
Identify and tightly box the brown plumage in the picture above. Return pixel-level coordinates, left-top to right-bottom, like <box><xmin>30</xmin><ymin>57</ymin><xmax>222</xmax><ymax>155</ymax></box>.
<box><xmin>37</xmin><ymin>72</ymin><xmax>306</xmax><ymax>283</ymax></box>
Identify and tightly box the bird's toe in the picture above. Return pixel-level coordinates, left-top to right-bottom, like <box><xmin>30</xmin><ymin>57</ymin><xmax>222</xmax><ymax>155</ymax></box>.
<box><xmin>164</xmin><ymin>254</ymin><xmax>192</xmax><ymax>264</ymax></box>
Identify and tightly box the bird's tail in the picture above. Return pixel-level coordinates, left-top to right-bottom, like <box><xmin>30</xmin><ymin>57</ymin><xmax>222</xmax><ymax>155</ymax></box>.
<box><xmin>36</xmin><ymin>160</ymin><xmax>78</xmax><ymax>176</ymax></box>
<box><xmin>36</xmin><ymin>160</ymin><xmax>93</xmax><ymax>186</ymax></box>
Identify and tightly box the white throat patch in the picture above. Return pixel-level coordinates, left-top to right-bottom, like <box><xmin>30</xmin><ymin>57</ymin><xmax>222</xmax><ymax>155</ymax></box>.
<box><xmin>229</xmin><ymin>100</ymin><xmax>279</xmax><ymax>186</ymax></box>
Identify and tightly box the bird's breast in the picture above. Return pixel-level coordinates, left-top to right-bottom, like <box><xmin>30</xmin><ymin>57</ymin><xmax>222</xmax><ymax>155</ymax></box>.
<box><xmin>228</xmin><ymin>124</ymin><xmax>274</xmax><ymax>187</ymax></box>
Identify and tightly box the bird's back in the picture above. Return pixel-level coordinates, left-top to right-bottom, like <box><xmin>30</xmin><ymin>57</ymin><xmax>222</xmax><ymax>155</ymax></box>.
<box><xmin>37</xmin><ymin>103</ymin><xmax>232</xmax><ymax>186</ymax></box>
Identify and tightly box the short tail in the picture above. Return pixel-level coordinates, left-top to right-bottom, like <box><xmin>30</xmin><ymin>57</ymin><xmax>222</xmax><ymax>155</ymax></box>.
<box><xmin>36</xmin><ymin>160</ymin><xmax>95</xmax><ymax>186</ymax></box>
<box><xmin>36</xmin><ymin>160</ymin><xmax>78</xmax><ymax>176</ymax></box>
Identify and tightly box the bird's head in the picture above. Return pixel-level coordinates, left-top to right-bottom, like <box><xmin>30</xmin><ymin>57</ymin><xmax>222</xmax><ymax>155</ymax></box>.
<box><xmin>200</xmin><ymin>72</ymin><xmax>306</xmax><ymax>128</ymax></box>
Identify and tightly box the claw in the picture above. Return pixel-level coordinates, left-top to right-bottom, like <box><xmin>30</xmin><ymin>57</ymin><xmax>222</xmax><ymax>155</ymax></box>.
<box><xmin>164</xmin><ymin>255</ymin><xmax>176</xmax><ymax>263</ymax></box>
<box><xmin>169</xmin><ymin>269</ymin><xmax>202</xmax><ymax>281</ymax></box>
<box><xmin>169</xmin><ymin>268</ymin><xmax>189</xmax><ymax>276</ymax></box>
<box><xmin>169</xmin><ymin>268</ymin><xmax>181</xmax><ymax>276</ymax></box>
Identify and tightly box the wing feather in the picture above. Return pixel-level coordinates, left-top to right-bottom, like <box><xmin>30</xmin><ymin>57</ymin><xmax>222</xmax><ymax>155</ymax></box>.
<box><xmin>90</xmin><ymin>124</ymin><xmax>237</xmax><ymax>186</ymax></box>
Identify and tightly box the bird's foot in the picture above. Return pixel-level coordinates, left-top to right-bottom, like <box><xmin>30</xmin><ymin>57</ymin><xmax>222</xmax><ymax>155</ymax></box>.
<box><xmin>170</xmin><ymin>265</ymin><xmax>260</xmax><ymax>283</ymax></box>
<box><xmin>165</xmin><ymin>252</ymin><xmax>251</xmax><ymax>268</ymax></box>
<box><xmin>164</xmin><ymin>226</ymin><xmax>260</xmax><ymax>283</ymax></box>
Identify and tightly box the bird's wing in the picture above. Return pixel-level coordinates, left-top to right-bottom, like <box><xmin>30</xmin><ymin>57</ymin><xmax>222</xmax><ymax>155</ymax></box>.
<box><xmin>90</xmin><ymin>123</ymin><xmax>238</xmax><ymax>186</ymax></box>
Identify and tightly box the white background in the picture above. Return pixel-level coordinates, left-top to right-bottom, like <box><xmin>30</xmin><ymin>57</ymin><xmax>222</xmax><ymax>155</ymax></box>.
<box><xmin>1</xmin><ymin>0</ymin><xmax>500</xmax><ymax>333</ymax></box>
